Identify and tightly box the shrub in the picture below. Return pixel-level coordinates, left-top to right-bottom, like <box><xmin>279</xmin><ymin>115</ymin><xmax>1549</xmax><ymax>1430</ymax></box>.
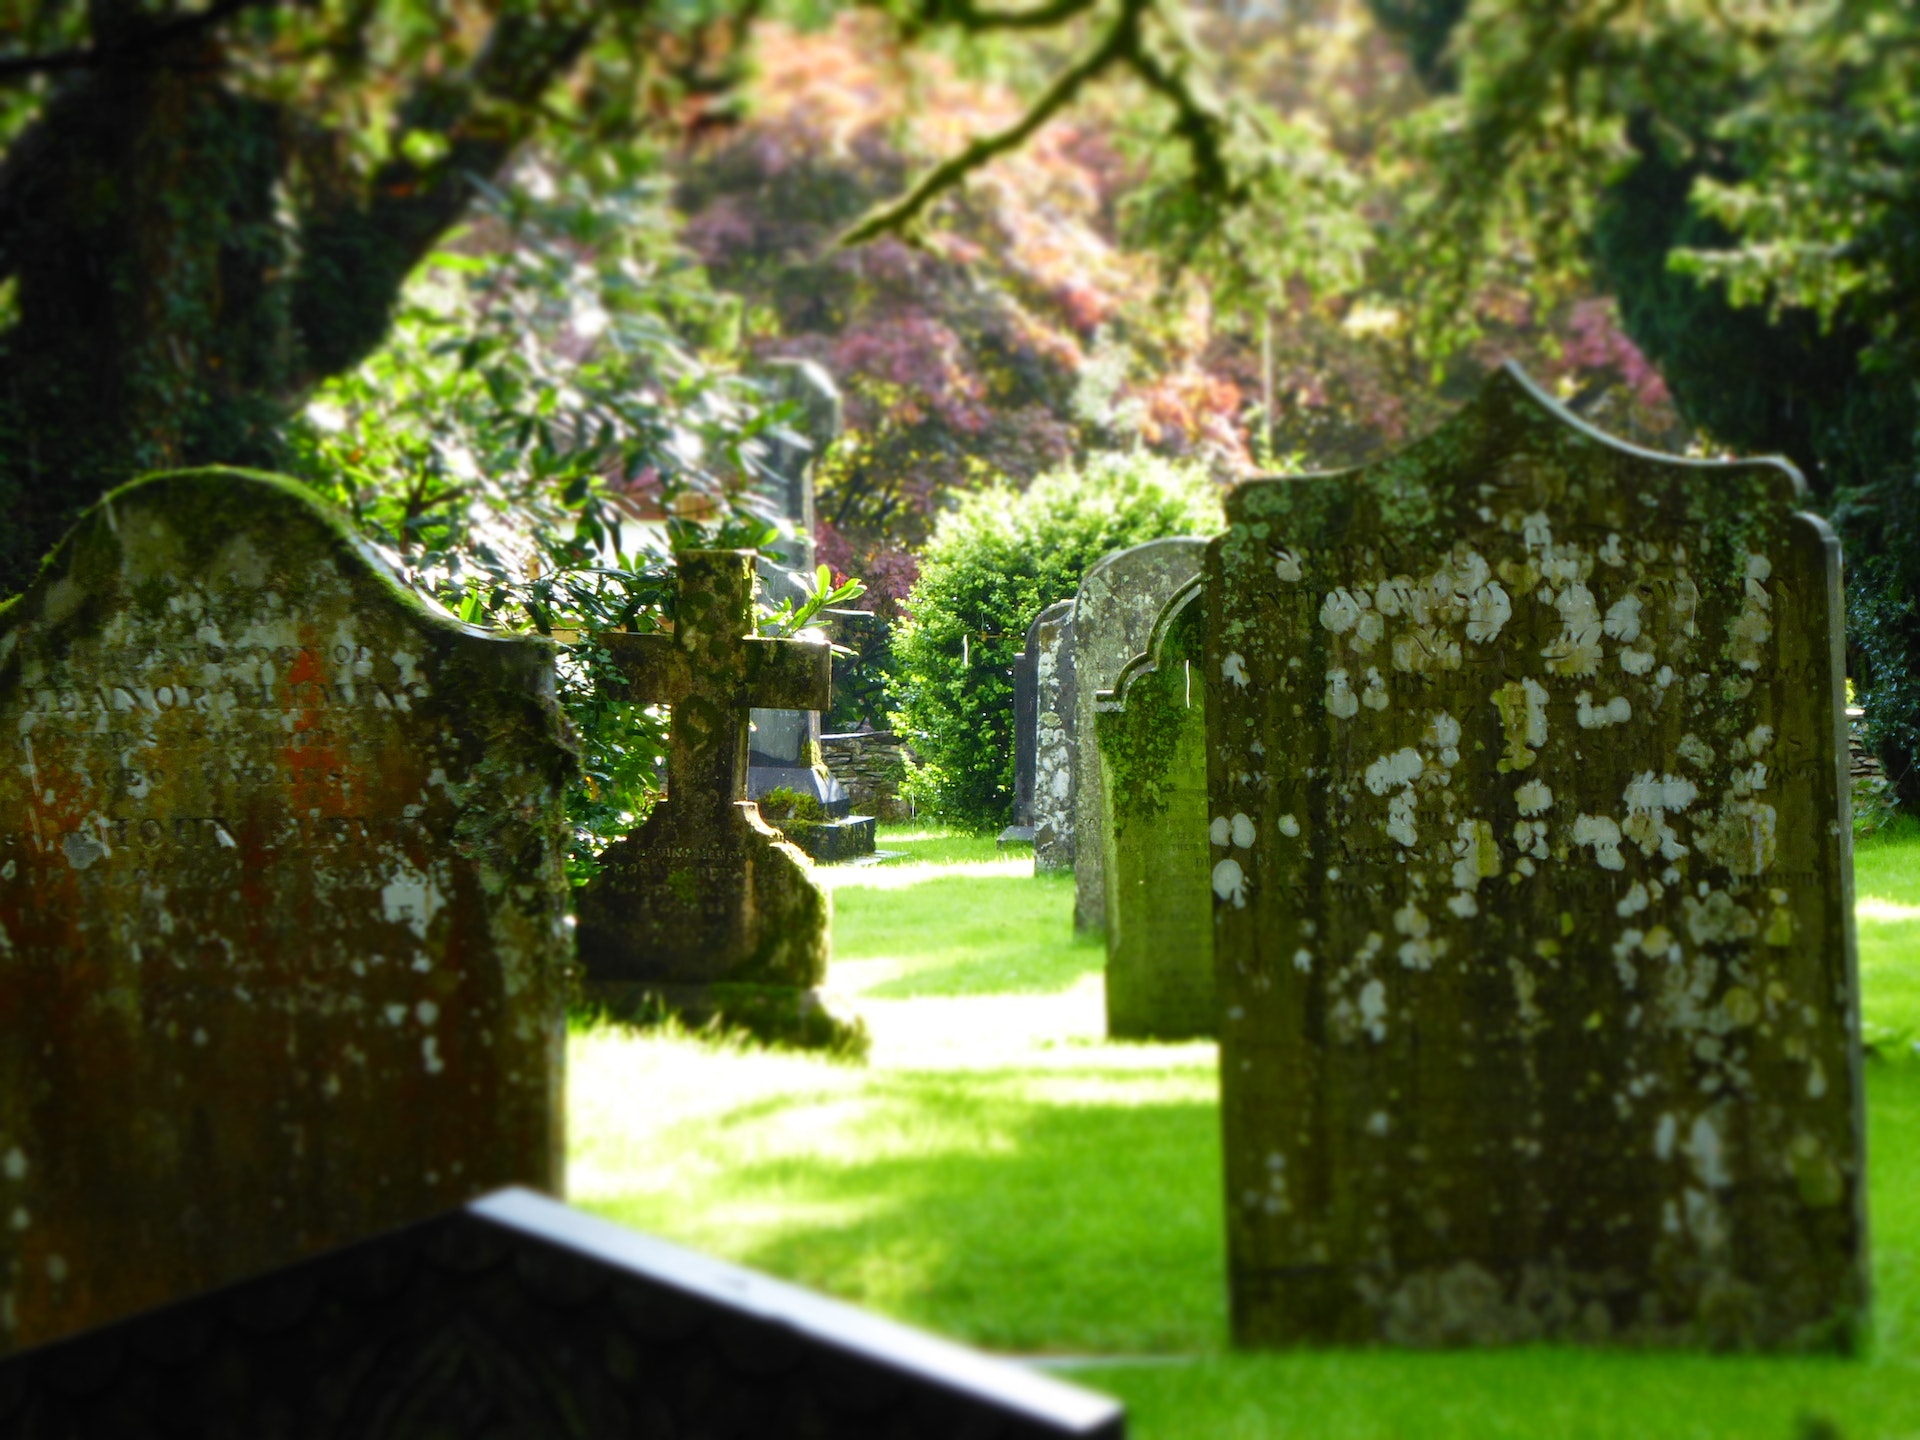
<box><xmin>890</xmin><ymin>452</ymin><xmax>1223</xmax><ymax>830</ymax></box>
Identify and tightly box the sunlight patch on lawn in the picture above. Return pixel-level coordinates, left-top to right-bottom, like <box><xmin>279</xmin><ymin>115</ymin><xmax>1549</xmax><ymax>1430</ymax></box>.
<box><xmin>822</xmin><ymin>856</ymin><xmax>1035</xmax><ymax>890</ymax></box>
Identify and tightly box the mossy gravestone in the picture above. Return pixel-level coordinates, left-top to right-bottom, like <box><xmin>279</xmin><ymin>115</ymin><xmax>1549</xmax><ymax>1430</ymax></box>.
<box><xmin>1206</xmin><ymin>365</ymin><xmax>1864</xmax><ymax>1350</ymax></box>
<box><xmin>0</xmin><ymin>470</ymin><xmax>574</xmax><ymax>1356</ymax></box>
<box><xmin>1095</xmin><ymin>577</ymin><xmax>1214</xmax><ymax>1039</ymax></box>
<box><xmin>1030</xmin><ymin>600</ymin><xmax>1076</xmax><ymax>874</ymax></box>
<box><xmin>1074</xmin><ymin>538</ymin><xmax>1207</xmax><ymax>931</ymax></box>
<box><xmin>575</xmin><ymin>551</ymin><xmax>850</xmax><ymax>1049</ymax></box>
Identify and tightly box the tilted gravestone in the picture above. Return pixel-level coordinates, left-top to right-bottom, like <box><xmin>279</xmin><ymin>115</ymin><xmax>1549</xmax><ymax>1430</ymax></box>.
<box><xmin>0</xmin><ymin>1188</ymin><xmax>1127</xmax><ymax>1439</ymax></box>
<box><xmin>1206</xmin><ymin>365</ymin><xmax>1864</xmax><ymax>1349</ymax></box>
<box><xmin>1095</xmin><ymin>577</ymin><xmax>1214</xmax><ymax>1040</ymax></box>
<box><xmin>1074</xmin><ymin>539</ymin><xmax>1208</xmax><ymax>931</ymax></box>
<box><xmin>575</xmin><ymin>551</ymin><xmax>857</xmax><ymax>1049</ymax></box>
<box><xmin>0</xmin><ymin>470</ymin><xmax>574</xmax><ymax>1356</ymax></box>
<box><xmin>1030</xmin><ymin>601</ymin><xmax>1077</xmax><ymax>874</ymax></box>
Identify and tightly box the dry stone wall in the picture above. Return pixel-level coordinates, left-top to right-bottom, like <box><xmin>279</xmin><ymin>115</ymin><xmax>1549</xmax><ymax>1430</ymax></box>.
<box><xmin>1206</xmin><ymin>366</ymin><xmax>1864</xmax><ymax>1350</ymax></box>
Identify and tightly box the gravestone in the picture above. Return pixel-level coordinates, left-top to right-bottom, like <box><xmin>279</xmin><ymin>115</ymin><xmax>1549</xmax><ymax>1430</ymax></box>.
<box><xmin>0</xmin><ymin>469</ymin><xmax>574</xmax><ymax>1356</ymax></box>
<box><xmin>0</xmin><ymin>1188</ymin><xmax>1127</xmax><ymax>1439</ymax></box>
<box><xmin>575</xmin><ymin>551</ymin><xmax>856</xmax><ymax>1049</ymax></box>
<box><xmin>1206</xmin><ymin>364</ymin><xmax>1864</xmax><ymax>1349</ymax></box>
<box><xmin>1000</xmin><ymin>620</ymin><xmax>1042</xmax><ymax>846</ymax></box>
<box><xmin>1074</xmin><ymin>539</ymin><xmax>1208</xmax><ymax>931</ymax></box>
<box><xmin>1031</xmin><ymin>601</ymin><xmax>1077</xmax><ymax>873</ymax></box>
<box><xmin>1094</xmin><ymin>577</ymin><xmax>1214</xmax><ymax>1040</ymax></box>
<box><xmin>748</xmin><ymin>360</ymin><xmax>851</xmax><ymax>828</ymax></box>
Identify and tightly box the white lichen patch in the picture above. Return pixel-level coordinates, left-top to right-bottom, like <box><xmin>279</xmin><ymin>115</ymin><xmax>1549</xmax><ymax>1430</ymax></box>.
<box><xmin>1278</xmin><ymin>813</ymin><xmax>1301</xmax><ymax>837</ymax></box>
<box><xmin>1325</xmin><ymin>667</ymin><xmax>1360</xmax><ymax>719</ymax></box>
<box><xmin>1693</xmin><ymin>800</ymin><xmax>1779</xmax><ymax>876</ymax></box>
<box><xmin>1572</xmin><ymin>814</ymin><xmax>1626</xmax><ymax>871</ymax></box>
<box><xmin>1465</xmin><ymin>580</ymin><xmax>1512</xmax><ymax>644</ymax></box>
<box><xmin>1222</xmin><ymin>652</ymin><xmax>1250</xmax><ymax>688</ymax></box>
<box><xmin>1544</xmin><ymin>582</ymin><xmax>1604</xmax><ymax>676</ymax></box>
<box><xmin>1273</xmin><ymin>548</ymin><xmax>1304</xmax><ymax>583</ymax></box>
<box><xmin>1677</xmin><ymin>733</ymin><xmax>1715</xmax><ymax>770</ymax></box>
<box><xmin>1603</xmin><ymin>594</ymin><xmax>1643</xmax><ymax>643</ymax></box>
<box><xmin>1361</xmin><ymin>667</ymin><xmax>1390</xmax><ymax>711</ymax></box>
<box><xmin>1621</xmin><ymin>771</ymin><xmax>1697</xmax><ymax>860</ymax></box>
<box><xmin>1683</xmin><ymin>891</ymin><xmax>1758</xmax><ymax>946</ymax></box>
<box><xmin>1576</xmin><ymin>692</ymin><xmax>1633</xmax><ymax>729</ymax></box>
<box><xmin>1617</xmin><ymin>881</ymin><xmax>1650</xmax><ymax>918</ymax></box>
<box><xmin>1619</xmin><ymin>648</ymin><xmax>1655</xmax><ymax>675</ymax></box>
<box><xmin>1358</xmin><ymin>979</ymin><xmax>1388</xmax><ymax>1042</ymax></box>
<box><xmin>1213</xmin><ymin>858</ymin><xmax>1248</xmax><ymax>908</ymax></box>
<box><xmin>1320</xmin><ymin>588</ymin><xmax>1365</xmax><ymax>634</ymax></box>
<box><xmin>1514</xmin><ymin>780</ymin><xmax>1553</xmax><ymax>816</ymax></box>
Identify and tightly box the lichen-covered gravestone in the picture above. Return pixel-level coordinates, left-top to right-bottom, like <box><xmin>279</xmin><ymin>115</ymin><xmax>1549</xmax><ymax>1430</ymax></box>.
<box><xmin>1095</xmin><ymin>578</ymin><xmax>1214</xmax><ymax>1039</ymax></box>
<box><xmin>1207</xmin><ymin>365</ymin><xmax>1864</xmax><ymax>1349</ymax></box>
<box><xmin>1030</xmin><ymin>601</ymin><xmax>1076</xmax><ymax>874</ymax></box>
<box><xmin>0</xmin><ymin>470</ymin><xmax>575</xmax><ymax>1356</ymax></box>
<box><xmin>1074</xmin><ymin>538</ymin><xmax>1207</xmax><ymax>931</ymax></box>
<box><xmin>575</xmin><ymin>551</ymin><xmax>855</xmax><ymax>1050</ymax></box>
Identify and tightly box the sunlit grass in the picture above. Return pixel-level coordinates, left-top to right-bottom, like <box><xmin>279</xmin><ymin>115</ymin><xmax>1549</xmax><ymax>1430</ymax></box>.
<box><xmin>569</xmin><ymin>821</ymin><xmax>1920</xmax><ymax>1438</ymax></box>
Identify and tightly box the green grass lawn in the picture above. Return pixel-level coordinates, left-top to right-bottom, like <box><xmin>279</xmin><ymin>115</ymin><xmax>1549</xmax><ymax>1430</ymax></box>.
<box><xmin>569</xmin><ymin>823</ymin><xmax>1920</xmax><ymax>1439</ymax></box>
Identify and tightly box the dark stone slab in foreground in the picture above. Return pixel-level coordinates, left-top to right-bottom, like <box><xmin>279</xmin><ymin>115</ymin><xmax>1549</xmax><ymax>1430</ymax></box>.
<box><xmin>0</xmin><ymin>1188</ymin><xmax>1125</xmax><ymax>1438</ymax></box>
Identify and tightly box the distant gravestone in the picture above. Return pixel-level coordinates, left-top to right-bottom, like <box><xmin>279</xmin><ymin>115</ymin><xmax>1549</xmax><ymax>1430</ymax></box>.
<box><xmin>575</xmin><ymin>551</ymin><xmax>854</xmax><ymax>1049</ymax></box>
<box><xmin>1030</xmin><ymin>601</ymin><xmax>1077</xmax><ymax>874</ymax></box>
<box><xmin>1206</xmin><ymin>365</ymin><xmax>1864</xmax><ymax>1349</ymax></box>
<box><xmin>1000</xmin><ymin>605</ymin><xmax>1048</xmax><ymax>845</ymax></box>
<box><xmin>748</xmin><ymin>360</ymin><xmax>850</xmax><ymax>826</ymax></box>
<box><xmin>1074</xmin><ymin>539</ymin><xmax>1208</xmax><ymax>931</ymax></box>
<box><xmin>0</xmin><ymin>1188</ymin><xmax>1127</xmax><ymax>1439</ymax></box>
<box><xmin>0</xmin><ymin>470</ymin><xmax>574</xmax><ymax>1356</ymax></box>
<box><xmin>1095</xmin><ymin>578</ymin><xmax>1214</xmax><ymax>1040</ymax></box>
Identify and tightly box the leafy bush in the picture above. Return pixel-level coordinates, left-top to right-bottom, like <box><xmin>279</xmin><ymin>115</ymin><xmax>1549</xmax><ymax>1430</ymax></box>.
<box><xmin>890</xmin><ymin>452</ymin><xmax>1223</xmax><ymax>831</ymax></box>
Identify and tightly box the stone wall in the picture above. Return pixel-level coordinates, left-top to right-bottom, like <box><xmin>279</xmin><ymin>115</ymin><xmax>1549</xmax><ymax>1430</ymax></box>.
<box><xmin>821</xmin><ymin>731</ymin><xmax>915</xmax><ymax>821</ymax></box>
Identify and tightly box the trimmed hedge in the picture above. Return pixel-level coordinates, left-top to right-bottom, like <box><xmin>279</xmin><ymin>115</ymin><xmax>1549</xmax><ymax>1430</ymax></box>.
<box><xmin>890</xmin><ymin>452</ymin><xmax>1222</xmax><ymax>831</ymax></box>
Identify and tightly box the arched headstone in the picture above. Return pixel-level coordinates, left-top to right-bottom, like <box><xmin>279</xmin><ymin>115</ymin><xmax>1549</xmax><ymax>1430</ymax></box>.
<box><xmin>0</xmin><ymin>470</ymin><xmax>574</xmax><ymax>1354</ymax></box>
<box><xmin>1206</xmin><ymin>365</ymin><xmax>1864</xmax><ymax>1349</ymax></box>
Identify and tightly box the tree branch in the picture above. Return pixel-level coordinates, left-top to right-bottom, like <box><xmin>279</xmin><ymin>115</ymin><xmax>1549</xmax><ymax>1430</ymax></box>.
<box><xmin>838</xmin><ymin>0</ymin><xmax>1142</xmax><ymax>246</ymax></box>
<box><xmin>0</xmin><ymin>0</ymin><xmax>280</xmax><ymax>84</ymax></box>
<box><xmin>919</xmin><ymin>0</ymin><xmax>1101</xmax><ymax>32</ymax></box>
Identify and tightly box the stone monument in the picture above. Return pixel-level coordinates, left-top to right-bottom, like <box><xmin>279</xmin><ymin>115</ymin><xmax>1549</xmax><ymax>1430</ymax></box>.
<box><xmin>747</xmin><ymin>359</ymin><xmax>850</xmax><ymax>826</ymax></box>
<box><xmin>999</xmin><ymin>613</ymin><xmax>1042</xmax><ymax>846</ymax></box>
<box><xmin>1206</xmin><ymin>364</ymin><xmax>1864</xmax><ymax>1349</ymax></box>
<box><xmin>574</xmin><ymin>551</ymin><xmax>857</xmax><ymax>1049</ymax></box>
<box><xmin>1031</xmin><ymin>600</ymin><xmax>1077</xmax><ymax>874</ymax></box>
<box><xmin>1074</xmin><ymin>538</ymin><xmax>1208</xmax><ymax>930</ymax></box>
<box><xmin>0</xmin><ymin>469</ymin><xmax>575</xmax><ymax>1356</ymax></box>
<box><xmin>0</xmin><ymin>1188</ymin><xmax>1126</xmax><ymax>1439</ymax></box>
<box><xmin>1094</xmin><ymin>577</ymin><xmax>1214</xmax><ymax>1040</ymax></box>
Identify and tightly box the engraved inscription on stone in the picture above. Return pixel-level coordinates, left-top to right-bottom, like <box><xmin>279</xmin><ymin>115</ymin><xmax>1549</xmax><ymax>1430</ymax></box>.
<box><xmin>1206</xmin><ymin>366</ymin><xmax>1864</xmax><ymax>1350</ymax></box>
<box><xmin>0</xmin><ymin>469</ymin><xmax>574</xmax><ymax>1354</ymax></box>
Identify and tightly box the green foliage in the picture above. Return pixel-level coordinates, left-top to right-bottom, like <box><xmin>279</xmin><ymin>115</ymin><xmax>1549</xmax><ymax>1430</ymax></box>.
<box><xmin>756</xmin><ymin>785</ymin><xmax>829</xmax><ymax>825</ymax></box>
<box><xmin>283</xmin><ymin>145</ymin><xmax>838</xmax><ymax>876</ymax></box>
<box><xmin>890</xmin><ymin>451</ymin><xmax>1222</xmax><ymax>830</ymax></box>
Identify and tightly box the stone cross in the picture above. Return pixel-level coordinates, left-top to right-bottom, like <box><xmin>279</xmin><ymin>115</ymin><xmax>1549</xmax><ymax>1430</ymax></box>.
<box><xmin>0</xmin><ymin>469</ymin><xmax>574</xmax><ymax>1356</ymax></box>
<box><xmin>1205</xmin><ymin>364</ymin><xmax>1863</xmax><ymax>1350</ymax></box>
<box><xmin>602</xmin><ymin>551</ymin><xmax>830</xmax><ymax>817</ymax></box>
<box><xmin>575</xmin><ymin>552</ymin><xmax>848</xmax><ymax>1045</ymax></box>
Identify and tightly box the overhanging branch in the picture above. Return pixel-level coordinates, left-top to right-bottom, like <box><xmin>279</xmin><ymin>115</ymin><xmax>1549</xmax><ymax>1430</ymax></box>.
<box><xmin>838</xmin><ymin>0</ymin><xmax>1143</xmax><ymax>246</ymax></box>
<box><xmin>0</xmin><ymin>0</ymin><xmax>280</xmax><ymax>84</ymax></box>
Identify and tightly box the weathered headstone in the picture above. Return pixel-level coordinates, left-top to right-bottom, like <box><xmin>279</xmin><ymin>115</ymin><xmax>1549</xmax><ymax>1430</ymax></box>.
<box><xmin>1094</xmin><ymin>578</ymin><xmax>1214</xmax><ymax>1040</ymax></box>
<box><xmin>575</xmin><ymin>551</ymin><xmax>855</xmax><ymax>1048</ymax></box>
<box><xmin>748</xmin><ymin>360</ymin><xmax>851</xmax><ymax>829</ymax></box>
<box><xmin>1074</xmin><ymin>539</ymin><xmax>1208</xmax><ymax>930</ymax></box>
<box><xmin>1206</xmin><ymin>365</ymin><xmax>1864</xmax><ymax>1349</ymax></box>
<box><xmin>1031</xmin><ymin>601</ymin><xmax>1077</xmax><ymax>873</ymax></box>
<box><xmin>999</xmin><ymin>619</ymin><xmax>1042</xmax><ymax>846</ymax></box>
<box><xmin>0</xmin><ymin>469</ymin><xmax>574</xmax><ymax>1356</ymax></box>
<box><xmin>0</xmin><ymin>1188</ymin><xmax>1127</xmax><ymax>1439</ymax></box>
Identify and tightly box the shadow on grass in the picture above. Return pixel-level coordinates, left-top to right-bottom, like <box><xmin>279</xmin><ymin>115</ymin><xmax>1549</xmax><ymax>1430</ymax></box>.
<box><xmin>834</xmin><ymin>872</ymin><xmax>1104</xmax><ymax>998</ymax></box>
<box><xmin>590</xmin><ymin>1069</ymin><xmax>1226</xmax><ymax>1354</ymax></box>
